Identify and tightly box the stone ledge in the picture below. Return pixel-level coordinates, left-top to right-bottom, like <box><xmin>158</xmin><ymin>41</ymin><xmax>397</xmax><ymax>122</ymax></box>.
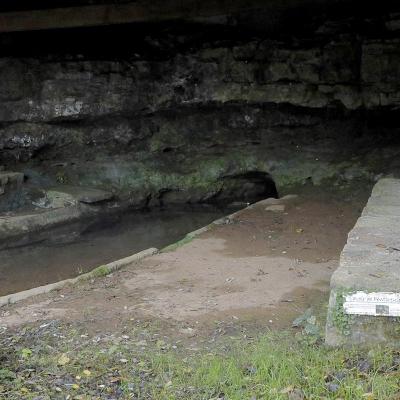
<box><xmin>326</xmin><ymin>178</ymin><xmax>400</xmax><ymax>346</ymax></box>
<box><xmin>0</xmin><ymin>206</ymin><xmax>83</xmax><ymax>249</ymax></box>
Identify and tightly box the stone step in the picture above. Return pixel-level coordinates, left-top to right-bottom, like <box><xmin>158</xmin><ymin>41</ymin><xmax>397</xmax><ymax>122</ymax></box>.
<box><xmin>44</xmin><ymin>185</ymin><xmax>114</xmax><ymax>207</ymax></box>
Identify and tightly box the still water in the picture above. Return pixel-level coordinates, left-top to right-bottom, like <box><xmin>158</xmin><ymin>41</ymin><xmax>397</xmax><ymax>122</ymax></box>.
<box><xmin>0</xmin><ymin>206</ymin><xmax>229</xmax><ymax>296</ymax></box>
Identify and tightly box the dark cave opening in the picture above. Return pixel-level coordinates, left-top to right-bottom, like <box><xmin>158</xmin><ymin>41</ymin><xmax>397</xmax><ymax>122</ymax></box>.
<box><xmin>217</xmin><ymin>172</ymin><xmax>279</xmax><ymax>203</ymax></box>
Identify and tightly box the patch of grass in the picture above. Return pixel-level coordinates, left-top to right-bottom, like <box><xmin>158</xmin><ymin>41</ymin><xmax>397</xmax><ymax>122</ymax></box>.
<box><xmin>161</xmin><ymin>235</ymin><xmax>194</xmax><ymax>252</ymax></box>
<box><xmin>87</xmin><ymin>265</ymin><xmax>110</xmax><ymax>278</ymax></box>
<box><xmin>1</xmin><ymin>323</ymin><xmax>399</xmax><ymax>399</ymax></box>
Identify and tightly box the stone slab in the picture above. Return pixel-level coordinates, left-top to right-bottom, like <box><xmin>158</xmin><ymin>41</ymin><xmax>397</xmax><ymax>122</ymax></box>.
<box><xmin>0</xmin><ymin>171</ymin><xmax>24</xmax><ymax>187</ymax></box>
<box><xmin>362</xmin><ymin>204</ymin><xmax>400</xmax><ymax>217</ymax></box>
<box><xmin>0</xmin><ymin>206</ymin><xmax>82</xmax><ymax>249</ymax></box>
<box><xmin>326</xmin><ymin>178</ymin><xmax>400</xmax><ymax>346</ymax></box>
<box><xmin>47</xmin><ymin>185</ymin><xmax>113</xmax><ymax>204</ymax></box>
<box><xmin>346</xmin><ymin>226</ymin><xmax>400</xmax><ymax>250</ymax></box>
<box><xmin>340</xmin><ymin>243</ymin><xmax>400</xmax><ymax>270</ymax></box>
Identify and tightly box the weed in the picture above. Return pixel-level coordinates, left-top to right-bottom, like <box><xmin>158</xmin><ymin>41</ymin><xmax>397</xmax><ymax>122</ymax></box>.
<box><xmin>1</xmin><ymin>323</ymin><xmax>398</xmax><ymax>399</ymax></box>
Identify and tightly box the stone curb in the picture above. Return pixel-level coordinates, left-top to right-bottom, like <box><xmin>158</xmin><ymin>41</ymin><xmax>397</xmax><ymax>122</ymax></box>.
<box><xmin>0</xmin><ymin>247</ymin><xmax>158</xmax><ymax>307</ymax></box>
<box><xmin>160</xmin><ymin>209</ymin><xmax>247</xmax><ymax>252</ymax></box>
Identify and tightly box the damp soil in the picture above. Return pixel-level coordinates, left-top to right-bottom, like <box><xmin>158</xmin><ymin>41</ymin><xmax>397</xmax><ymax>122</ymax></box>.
<box><xmin>0</xmin><ymin>181</ymin><xmax>372</xmax><ymax>336</ymax></box>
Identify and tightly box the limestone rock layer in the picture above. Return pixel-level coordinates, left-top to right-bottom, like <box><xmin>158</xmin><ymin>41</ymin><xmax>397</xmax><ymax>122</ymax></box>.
<box><xmin>1</xmin><ymin>8</ymin><xmax>400</xmax><ymax>205</ymax></box>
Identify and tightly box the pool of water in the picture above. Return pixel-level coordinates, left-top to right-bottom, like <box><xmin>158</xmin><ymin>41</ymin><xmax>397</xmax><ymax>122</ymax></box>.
<box><xmin>0</xmin><ymin>206</ymin><xmax>230</xmax><ymax>296</ymax></box>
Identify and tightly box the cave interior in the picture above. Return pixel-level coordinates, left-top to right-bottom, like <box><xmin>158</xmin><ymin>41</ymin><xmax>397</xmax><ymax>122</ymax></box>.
<box><xmin>1</xmin><ymin>0</ymin><xmax>400</xmax><ymax>209</ymax></box>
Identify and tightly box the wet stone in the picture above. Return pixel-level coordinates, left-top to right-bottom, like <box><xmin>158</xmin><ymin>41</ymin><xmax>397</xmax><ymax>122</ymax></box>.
<box><xmin>0</xmin><ymin>171</ymin><xmax>24</xmax><ymax>187</ymax></box>
<box><xmin>47</xmin><ymin>185</ymin><xmax>114</xmax><ymax>204</ymax></box>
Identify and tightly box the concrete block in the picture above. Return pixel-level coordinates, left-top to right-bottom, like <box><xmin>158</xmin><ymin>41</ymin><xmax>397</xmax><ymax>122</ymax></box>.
<box><xmin>326</xmin><ymin>178</ymin><xmax>400</xmax><ymax>346</ymax></box>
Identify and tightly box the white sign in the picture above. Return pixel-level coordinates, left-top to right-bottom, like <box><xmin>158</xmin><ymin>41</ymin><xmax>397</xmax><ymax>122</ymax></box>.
<box><xmin>343</xmin><ymin>291</ymin><xmax>400</xmax><ymax>317</ymax></box>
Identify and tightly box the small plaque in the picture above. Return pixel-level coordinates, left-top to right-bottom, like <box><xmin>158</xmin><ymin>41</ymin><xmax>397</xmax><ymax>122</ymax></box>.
<box><xmin>343</xmin><ymin>291</ymin><xmax>400</xmax><ymax>317</ymax></box>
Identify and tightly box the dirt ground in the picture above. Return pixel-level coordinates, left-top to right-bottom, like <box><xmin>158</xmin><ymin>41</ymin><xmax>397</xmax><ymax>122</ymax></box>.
<box><xmin>0</xmin><ymin>182</ymin><xmax>370</xmax><ymax>336</ymax></box>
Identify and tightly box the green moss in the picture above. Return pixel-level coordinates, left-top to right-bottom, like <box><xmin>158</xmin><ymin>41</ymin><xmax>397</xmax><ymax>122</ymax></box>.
<box><xmin>161</xmin><ymin>235</ymin><xmax>194</xmax><ymax>252</ymax></box>
<box><xmin>331</xmin><ymin>289</ymin><xmax>354</xmax><ymax>336</ymax></box>
<box><xmin>88</xmin><ymin>265</ymin><xmax>110</xmax><ymax>278</ymax></box>
<box><xmin>67</xmin><ymin>150</ymin><xmax>377</xmax><ymax>205</ymax></box>
<box><xmin>331</xmin><ymin>289</ymin><xmax>400</xmax><ymax>345</ymax></box>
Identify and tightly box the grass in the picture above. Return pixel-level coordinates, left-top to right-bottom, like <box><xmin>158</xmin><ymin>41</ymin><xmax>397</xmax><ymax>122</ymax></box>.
<box><xmin>0</xmin><ymin>322</ymin><xmax>399</xmax><ymax>400</ymax></box>
<box><xmin>161</xmin><ymin>235</ymin><xmax>194</xmax><ymax>252</ymax></box>
<box><xmin>88</xmin><ymin>265</ymin><xmax>111</xmax><ymax>278</ymax></box>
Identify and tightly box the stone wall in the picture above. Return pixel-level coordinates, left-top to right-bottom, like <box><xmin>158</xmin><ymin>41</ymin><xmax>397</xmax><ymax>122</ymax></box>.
<box><xmin>1</xmin><ymin>11</ymin><xmax>400</xmax><ymax>205</ymax></box>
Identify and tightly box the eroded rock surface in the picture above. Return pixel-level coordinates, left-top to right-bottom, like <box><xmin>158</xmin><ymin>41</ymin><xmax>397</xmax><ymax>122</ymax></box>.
<box><xmin>1</xmin><ymin>9</ymin><xmax>400</xmax><ymax>205</ymax></box>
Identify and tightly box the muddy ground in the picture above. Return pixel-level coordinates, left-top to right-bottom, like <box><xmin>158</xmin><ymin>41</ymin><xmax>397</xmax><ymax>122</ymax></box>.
<box><xmin>0</xmin><ymin>181</ymin><xmax>371</xmax><ymax>339</ymax></box>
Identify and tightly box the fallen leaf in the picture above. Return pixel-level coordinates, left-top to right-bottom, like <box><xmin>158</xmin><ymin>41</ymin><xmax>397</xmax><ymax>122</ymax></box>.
<box><xmin>57</xmin><ymin>353</ymin><xmax>70</xmax><ymax>366</ymax></box>
<box><xmin>280</xmin><ymin>385</ymin><xmax>294</xmax><ymax>394</ymax></box>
